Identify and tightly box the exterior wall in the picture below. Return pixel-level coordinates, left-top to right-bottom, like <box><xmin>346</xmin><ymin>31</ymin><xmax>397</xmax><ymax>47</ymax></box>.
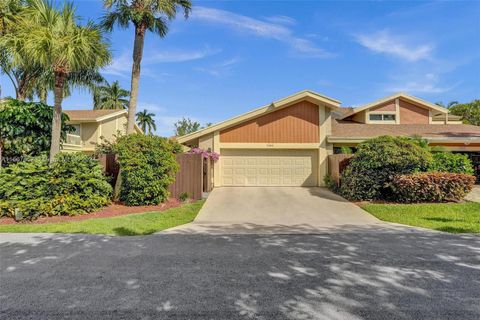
<box><xmin>347</xmin><ymin>110</ymin><xmax>366</xmax><ymax>123</ymax></box>
<box><xmin>199</xmin><ymin>133</ymin><xmax>214</xmax><ymax>151</ymax></box>
<box><xmin>220</xmin><ymin>101</ymin><xmax>319</xmax><ymax>143</ymax></box>
<box><xmin>369</xmin><ymin>100</ymin><xmax>396</xmax><ymax>112</ymax></box>
<box><xmin>100</xmin><ymin>117</ymin><xmax>121</xmax><ymax>143</ymax></box>
<box><xmin>81</xmin><ymin>123</ymin><xmax>99</xmax><ymax>150</ymax></box>
<box><xmin>399</xmin><ymin>100</ymin><xmax>429</xmax><ymax>124</ymax></box>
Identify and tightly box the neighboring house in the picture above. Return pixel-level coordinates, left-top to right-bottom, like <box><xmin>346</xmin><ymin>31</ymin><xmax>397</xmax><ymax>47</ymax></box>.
<box><xmin>177</xmin><ymin>90</ymin><xmax>480</xmax><ymax>187</ymax></box>
<box><xmin>62</xmin><ymin>109</ymin><xmax>142</xmax><ymax>154</ymax></box>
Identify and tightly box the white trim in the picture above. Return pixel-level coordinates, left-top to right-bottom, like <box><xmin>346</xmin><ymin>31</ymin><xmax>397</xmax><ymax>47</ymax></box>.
<box><xmin>328</xmin><ymin>136</ymin><xmax>480</xmax><ymax>144</ymax></box>
<box><xmin>177</xmin><ymin>90</ymin><xmax>341</xmax><ymax>144</ymax></box>
<box><xmin>395</xmin><ymin>98</ymin><xmax>400</xmax><ymax>124</ymax></box>
<box><xmin>213</xmin><ymin>131</ymin><xmax>221</xmax><ymax>187</ymax></box>
<box><xmin>219</xmin><ymin>143</ymin><xmax>319</xmax><ymax>149</ymax></box>
<box><xmin>340</xmin><ymin>92</ymin><xmax>449</xmax><ymax>120</ymax></box>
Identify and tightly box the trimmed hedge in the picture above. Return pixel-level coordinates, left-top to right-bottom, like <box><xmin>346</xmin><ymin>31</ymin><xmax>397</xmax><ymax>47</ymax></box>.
<box><xmin>430</xmin><ymin>152</ymin><xmax>474</xmax><ymax>175</ymax></box>
<box><xmin>340</xmin><ymin>136</ymin><xmax>433</xmax><ymax>201</ymax></box>
<box><xmin>113</xmin><ymin>134</ymin><xmax>178</xmax><ymax>206</ymax></box>
<box><xmin>392</xmin><ymin>172</ymin><xmax>476</xmax><ymax>203</ymax></box>
<box><xmin>0</xmin><ymin>153</ymin><xmax>112</xmax><ymax>220</ymax></box>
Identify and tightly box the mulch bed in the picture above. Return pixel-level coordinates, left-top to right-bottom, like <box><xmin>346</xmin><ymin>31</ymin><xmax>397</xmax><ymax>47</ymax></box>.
<box><xmin>0</xmin><ymin>198</ymin><xmax>183</xmax><ymax>225</ymax></box>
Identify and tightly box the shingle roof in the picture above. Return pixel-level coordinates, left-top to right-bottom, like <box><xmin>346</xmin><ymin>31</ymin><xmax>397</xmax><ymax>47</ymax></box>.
<box><xmin>64</xmin><ymin>109</ymin><xmax>126</xmax><ymax>121</ymax></box>
<box><xmin>331</xmin><ymin>119</ymin><xmax>480</xmax><ymax>138</ymax></box>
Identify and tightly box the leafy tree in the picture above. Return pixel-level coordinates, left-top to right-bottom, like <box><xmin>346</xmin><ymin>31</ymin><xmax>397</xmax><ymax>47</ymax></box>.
<box><xmin>102</xmin><ymin>0</ymin><xmax>192</xmax><ymax>134</ymax></box>
<box><xmin>0</xmin><ymin>99</ymin><xmax>73</xmax><ymax>170</ymax></box>
<box><xmin>174</xmin><ymin>117</ymin><xmax>202</xmax><ymax>136</ymax></box>
<box><xmin>449</xmin><ymin>100</ymin><xmax>480</xmax><ymax>126</ymax></box>
<box><xmin>136</xmin><ymin>109</ymin><xmax>156</xmax><ymax>134</ymax></box>
<box><xmin>94</xmin><ymin>80</ymin><xmax>130</xmax><ymax>110</ymax></box>
<box><xmin>2</xmin><ymin>0</ymin><xmax>111</xmax><ymax>162</ymax></box>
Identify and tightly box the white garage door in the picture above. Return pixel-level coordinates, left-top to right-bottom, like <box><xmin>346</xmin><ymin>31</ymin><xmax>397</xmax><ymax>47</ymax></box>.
<box><xmin>221</xmin><ymin>149</ymin><xmax>318</xmax><ymax>186</ymax></box>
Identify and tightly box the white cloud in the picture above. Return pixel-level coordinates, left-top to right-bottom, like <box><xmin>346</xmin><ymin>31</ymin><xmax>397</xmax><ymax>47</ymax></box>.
<box><xmin>195</xmin><ymin>57</ymin><xmax>242</xmax><ymax>77</ymax></box>
<box><xmin>263</xmin><ymin>15</ymin><xmax>296</xmax><ymax>26</ymax></box>
<box><xmin>355</xmin><ymin>30</ymin><xmax>433</xmax><ymax>61</ymax></box>
<box><xmin>192</xmin><ymin>7</ymin><xmax>332</xmax><ymax>58</ymax></box>
<box><xmin>103</xmin><ymin>46</ymin><xmax>219</xmax><ymax>77</ymax></box>
<box><xmin>385</xmin><ymin>73</ymin><xmax>460</xmax><ymax>94</ymax></box>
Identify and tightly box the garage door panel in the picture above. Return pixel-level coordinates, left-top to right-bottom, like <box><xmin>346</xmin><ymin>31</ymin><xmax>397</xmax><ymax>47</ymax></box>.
<box><xmin>221</xmin><ymin>149</ymin><xmax>317</xmax><ymax>186</ymax></box>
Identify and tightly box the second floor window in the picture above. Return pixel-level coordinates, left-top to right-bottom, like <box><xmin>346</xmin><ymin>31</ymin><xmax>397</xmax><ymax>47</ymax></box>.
<box><xmin>369</xmin><ymin>114</ymin><xmax>396</xmax><ymax>122</ymax></box>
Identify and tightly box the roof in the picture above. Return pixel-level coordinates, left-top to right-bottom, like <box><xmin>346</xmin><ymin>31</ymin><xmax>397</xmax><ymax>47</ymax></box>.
<box><xmin>177</xmin><ymin>90</ymin><xmax>342</xmax><ymax>144</ymax></box>
<box><xmin>330</xmin><ymin>119</ymin><xmax>480</xmax><ymax>142</ymax></box>
<box><xmin>64</xmin><ymin>109</ymin><xmax>127</xmax><ymax>122</ymax></box>
<box><xmin>339</xmin><ymin>92</ymin><xmax>449</xmax><ymax>120</ymax></box>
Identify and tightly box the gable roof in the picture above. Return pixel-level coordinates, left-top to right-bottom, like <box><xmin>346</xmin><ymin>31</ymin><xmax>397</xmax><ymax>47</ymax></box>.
<box><xmin>339</xmin><ymin>92</ymin><xmax>449</xmax><ymax>120</ymax></box>
<box><xmin>177</xmin><ymin>90</ymin><xmax>341</xmax><ymax>143</ymax></box>
<box><xmin>64</xmin><ymin>109</ymin><xmax>127</xmax><ymax>122</ymax></box>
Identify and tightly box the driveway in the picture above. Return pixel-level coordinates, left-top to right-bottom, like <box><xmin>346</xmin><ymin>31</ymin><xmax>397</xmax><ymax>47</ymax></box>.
<box><xmin>1</xmin><ymin>231</ymin><xmax>480</xmax><ymax>319</ymax></box>
<box><xmin>167</xmin><ymin>187</ymin><xmax>393</xmax><ymax>234</ymax></box>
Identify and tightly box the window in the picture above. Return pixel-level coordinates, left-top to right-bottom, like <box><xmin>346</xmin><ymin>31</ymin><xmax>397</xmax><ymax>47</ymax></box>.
<box><xmin>71</xmin><ymin>124</ymin><xmax>81</xmax><ymax>136</ymax></box>
<box><xmin>369</xmin><ymin>114</ymin><xmax>396</xmax><ymax>122</ymax></box>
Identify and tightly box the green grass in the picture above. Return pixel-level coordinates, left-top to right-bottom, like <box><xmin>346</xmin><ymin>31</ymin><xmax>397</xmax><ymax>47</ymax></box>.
<box><xmin>361</xmin><ymin>202</ymin><xmax>480</xmax><ymax>233</ymax></box>
<box><xmin>0</xmin><ymin>201</ymin><xmax>204</xmax><ymax>236</ymax></box>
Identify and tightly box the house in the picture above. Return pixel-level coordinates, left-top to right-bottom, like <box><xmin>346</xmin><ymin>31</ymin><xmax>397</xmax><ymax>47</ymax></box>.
<box><xmin>62</xmin><ymin>109</ymin><xmax>142</xmax><ymax>154</ymax></box>
<box><xmin>177</xmin><ymin>90</ymin><xmax>480</xmax><ymax>186</ymax></box>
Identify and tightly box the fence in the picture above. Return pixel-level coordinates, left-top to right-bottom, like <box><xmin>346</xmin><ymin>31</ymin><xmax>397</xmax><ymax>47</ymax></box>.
<box><xmin>98</xmin><ymin>153</ymin><xmax>212</xmax><ymax>201</ymax></box>
<box><xmin>328</xmin><ymin>154</ymin><xmax>353</xmax><ymax>186</ymax></box>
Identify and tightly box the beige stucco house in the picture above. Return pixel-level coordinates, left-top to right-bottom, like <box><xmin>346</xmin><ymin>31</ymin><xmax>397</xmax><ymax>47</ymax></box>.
<box><xmin>177</xmin><ymin>90</ymin><xmax>480</xmax><ymax>187</ymax></box>
<box><xmin>62</xmin><ymin>109</ymin><xmax>142</xmax><ymax>154</ymax></box>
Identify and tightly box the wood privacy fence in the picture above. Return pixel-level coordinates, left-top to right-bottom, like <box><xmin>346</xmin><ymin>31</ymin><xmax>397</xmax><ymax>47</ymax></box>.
<box><xmin>97</xmin><ymin>153</ymin><xmax>212</xmax><ymax>201</ymax></box>
<box><xmin>328</xmin><ymin>154</ymin><xmax>353</xmax><ymax>186</ymax></box>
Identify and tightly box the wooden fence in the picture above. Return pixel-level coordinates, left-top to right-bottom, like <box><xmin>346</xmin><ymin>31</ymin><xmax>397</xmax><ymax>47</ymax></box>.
<box><xmin>98</xmin><ymin>153</ymin><xmax>211</xmax><ymax>201</ymax></box>
<box><xmin>328</xmin><ymin>154</ymin><xmax>353</xmax><ymax>186</ymax></box>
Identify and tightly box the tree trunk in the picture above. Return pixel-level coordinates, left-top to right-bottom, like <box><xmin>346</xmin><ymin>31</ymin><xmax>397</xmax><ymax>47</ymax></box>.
<box><xmin>126</xmin><ymin>25</ymin><xmax>146</xmax><ymax>134</ymax></box>
<box><xmin>49</xmin><ymin>72</ymin><xmax>66</xmax><ymax>164</ymax></box>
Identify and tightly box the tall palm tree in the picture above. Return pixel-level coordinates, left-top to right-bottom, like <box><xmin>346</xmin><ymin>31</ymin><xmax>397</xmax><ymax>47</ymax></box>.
<box><xmin>436</xmin><ymin>101</ymin><xmax>459</xmax><ymax>109</ymax></box>
<box><xmin>102</xmin><ymin>0</ymin><xmax>191</xmax><ymax>134</ymax></box>
<box><xmin>136</xmin><ymin>109</ymin><xmax>156</xmax><ymax>134</ymax></box>
<box><xmin>3</xmin><ymin>0</ymin><xmax>111</xmax><ymax>162</ymax></box>
<box><xmin>94</xmin><ymin>80</ymin><xmax>130</xmax><ymax>110</ymax></box>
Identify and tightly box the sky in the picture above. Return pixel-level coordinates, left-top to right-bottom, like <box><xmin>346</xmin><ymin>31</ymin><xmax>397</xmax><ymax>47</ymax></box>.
<box><xmin>1</xmin><ymin>0</ymin><xmax>479</xmax><ymax>136</ymax></box>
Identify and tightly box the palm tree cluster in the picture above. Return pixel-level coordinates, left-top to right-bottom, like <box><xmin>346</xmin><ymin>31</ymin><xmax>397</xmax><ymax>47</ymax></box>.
<box><xmin>0</xmin><ymin>0</ymin><xmax>192</xmax><ymax>162</ymax></box>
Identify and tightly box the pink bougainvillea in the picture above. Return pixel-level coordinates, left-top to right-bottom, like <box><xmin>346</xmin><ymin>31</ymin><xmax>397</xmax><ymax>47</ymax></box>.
<box><xmin>188</xmin><ymin>147</ymin><xmax>220</xmax><ymax>162</ymax></box>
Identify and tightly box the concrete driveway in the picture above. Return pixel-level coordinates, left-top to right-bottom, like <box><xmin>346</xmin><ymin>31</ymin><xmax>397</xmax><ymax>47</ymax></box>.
<box><xmin>167</xmin><ymin>187</ymin><xmax>393</xmax><ymax>234</ymax></box>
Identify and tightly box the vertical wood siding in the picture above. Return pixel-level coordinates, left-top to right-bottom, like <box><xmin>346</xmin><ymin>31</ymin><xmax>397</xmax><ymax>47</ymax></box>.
<box><xmin>220</xmin><ymin>101</ymin><xmax>319</xmax><ymax>143</ymax></box>
<box><xmin>399</xmin><ymin>99</ymin><xmax>429</xmax><ymax>124</ymax></box>
<box><xmin>168</xmin><ymin>153</ymin><xmax>204</xmax><ymax>200</ymax></box>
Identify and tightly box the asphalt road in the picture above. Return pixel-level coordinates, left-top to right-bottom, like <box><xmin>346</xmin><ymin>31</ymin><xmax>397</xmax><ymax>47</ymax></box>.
<box><xmin>1</xmin><ymin>229</ymin><xmax>480</xmax><ymax>319</ymax></box>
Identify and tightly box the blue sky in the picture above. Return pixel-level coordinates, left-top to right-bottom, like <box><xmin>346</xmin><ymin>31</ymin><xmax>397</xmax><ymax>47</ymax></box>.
<box><xmin>1</xmin><ymin>0</ymin><xmax>479</xmax><ymax>136</ymax></box>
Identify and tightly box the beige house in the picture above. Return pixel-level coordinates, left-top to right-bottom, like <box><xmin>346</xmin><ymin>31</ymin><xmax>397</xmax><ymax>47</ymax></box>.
<box><xmin>177</xmin><ymin>90</ymin><xmax>480</xmax><ymax>187</ymax></box>
<box><xmin>62</xmin><ymin>109</ymin><xmax>142</xmax><ymax>154</ymax></box>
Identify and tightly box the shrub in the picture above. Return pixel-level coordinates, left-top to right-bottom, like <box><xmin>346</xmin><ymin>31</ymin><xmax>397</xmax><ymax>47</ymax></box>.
<box><xmin>340</xmin><ymin>136</ymin><xmax>433</xmax><ymax>201</ymax></box>
<box><xmin>392</xmin><ymin>172</ymin><xmax>476</xmax><ymax>203</ymax></box>
<box><xmin>430</xmin><ymin>152</ymin><xmax>474</xmax><ymax>175</ymax></box>
<box><xmin>0</xmin><ymin>153</ymin><xmax>112</xmax><ymax>220</ymax></box>
<box><xmin>179</xmin><ymin>192</ymin><xmax>189</xmax><ymax>202</ymax></box>
<box><xmin>113</xmin><ymin>134</ymin><xmax>178</xmax><ymax>206</ymax></box>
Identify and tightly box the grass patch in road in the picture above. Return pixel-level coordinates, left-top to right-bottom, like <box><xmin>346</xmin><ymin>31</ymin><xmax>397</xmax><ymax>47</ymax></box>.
<box><xmin>0</xmin><ymin>201</ymin><xmax>204</xmax><ymax>236</ymax></box>
<box><xmin>361</xmin><ymin>202</ymin><xmax>480</xmax><ymax>234</ymax></box>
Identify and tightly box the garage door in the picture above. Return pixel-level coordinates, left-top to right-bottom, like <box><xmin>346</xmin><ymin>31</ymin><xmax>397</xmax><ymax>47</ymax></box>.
<box><xmin>221</xmin><ymin>149</ymin><xmax>318</xmax><ymax>186</ymax></box>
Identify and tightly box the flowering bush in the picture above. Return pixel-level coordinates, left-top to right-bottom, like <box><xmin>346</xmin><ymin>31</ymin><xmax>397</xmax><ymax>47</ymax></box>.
<box><xmin>188</xmin><ymin>147</ymin><xmax>220</xmax><ymax>162</ymax></box>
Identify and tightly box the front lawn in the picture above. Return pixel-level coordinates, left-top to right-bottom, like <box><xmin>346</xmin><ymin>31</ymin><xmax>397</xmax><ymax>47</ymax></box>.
<box><xmin>0</xmin><ymin>201</ymin><xmax>204</xmax><ymax>236</ymax></box>
<box><xmin>361</xmin><ymin>202</ymin><xmax>480</xmax><ymax>234</ymax></box>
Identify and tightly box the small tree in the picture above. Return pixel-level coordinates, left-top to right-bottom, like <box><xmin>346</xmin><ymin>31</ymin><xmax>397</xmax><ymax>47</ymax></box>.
<box><xmin>136</xmin><ymin>109</ymin><xmax>156</xmax><ymax>134</ymax></box>
<box><xmin>174</xmin><ymin>117</ymin><xmax>201</xmax><ymax>136</ymax></box>
<box><xmin>0</xmin><ymin>99</ymin><xmax>73</xmax><ymax>169</ymax></box>
<box><xmin>449</xmin><ymin>100</ymin><xmax>480</xmax><ymax>126</ymax></box>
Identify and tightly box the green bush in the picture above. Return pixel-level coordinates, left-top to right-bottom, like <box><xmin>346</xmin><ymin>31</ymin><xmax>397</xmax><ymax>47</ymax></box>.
<box><xmin>340</xmin><ymin>136</ymin><xmax>433</xmax><ymax>201</ymax></box>
<box><xmin>113</xmin><ymin>134</ymin><xmax>178</xmax><ymax>206</ymax></box>
<box><xmin>430</xmin><ymin>152</ymin><xmax>474</xmax><ymax>175</ymax></box>
<box><xmin>392</xmin><ymin>172</ymin><xmax>476</xmax><ymax>203</ymax></box>
<box><xmin>0</xmin><ymin>153</ymin><xmax>112</xmax><ymax>220</ymax></box>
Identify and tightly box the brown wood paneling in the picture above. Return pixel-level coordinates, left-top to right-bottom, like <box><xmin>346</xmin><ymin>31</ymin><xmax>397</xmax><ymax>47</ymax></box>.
<box><xmin>220</xmin><ymin>101</ymin><xmax>319</xmax><ymax>143</ymax></box>
<box><xmin>328</xmin><ymin>154</ymin><xmax>353</xmax><ymax>185</ymax></box>
<box><xmin>399</xmin><ymin>99</ymin><xmax>429</xmax><ymax>124</ymax></box>
<box><xmin>168</xmin><ymin>153</ymin><xmax>204</xmax><ymax>200</ymax></box>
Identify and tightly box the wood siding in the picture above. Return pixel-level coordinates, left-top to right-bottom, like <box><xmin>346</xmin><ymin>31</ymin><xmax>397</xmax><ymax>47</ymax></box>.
<box><xmin>169</xmin><ymin>153</ymin><xmax>204</xmax><ymax>200</ymax></box>
<box><xmin>220</xmin><ymin>101</ymin><xmax>319</xmax><ymax>143</ymax></box>
<box><xmin>399</xmin><ymin>99</ymin><xmax>429</xmax><ymax>124</ymax></box>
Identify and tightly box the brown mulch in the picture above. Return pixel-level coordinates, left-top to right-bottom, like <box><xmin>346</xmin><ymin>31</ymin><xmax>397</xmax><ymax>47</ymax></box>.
<box><xmin>0</xmin><ymin>198</ymin><xmax>183</xmax><ymax>225</ymax></box>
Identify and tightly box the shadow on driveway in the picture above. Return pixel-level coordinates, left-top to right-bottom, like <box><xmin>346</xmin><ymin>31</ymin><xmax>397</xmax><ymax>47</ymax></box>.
<box><xmin>1</xmin><ymin>228</ymin><xmax>480</xmax><ymax>319</ymax></box>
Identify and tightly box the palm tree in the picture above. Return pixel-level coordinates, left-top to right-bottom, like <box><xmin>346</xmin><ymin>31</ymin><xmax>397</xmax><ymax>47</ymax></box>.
<box><xmin>102</xmin><ymin>0</ymin><xmax>191</xmax><ymax>134</ymax></box>
<box><xmin>3</xmin><ymin>0</ymin><xmax>111</xmax><ymax>162</ymax></box>
<box><xmin>436</xmin><ymin>101</ymin><xmax>459</xmax><ymax>109</ymax></box>
<box><xmin>94</xmin><ymin>80</ymin><xmax>130</xmax><ymax>110</ymax></box>
<box><xmin>136</xmin><ymin>109</ymin><xmax>156</xmax><ymax>134</ymax></box>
